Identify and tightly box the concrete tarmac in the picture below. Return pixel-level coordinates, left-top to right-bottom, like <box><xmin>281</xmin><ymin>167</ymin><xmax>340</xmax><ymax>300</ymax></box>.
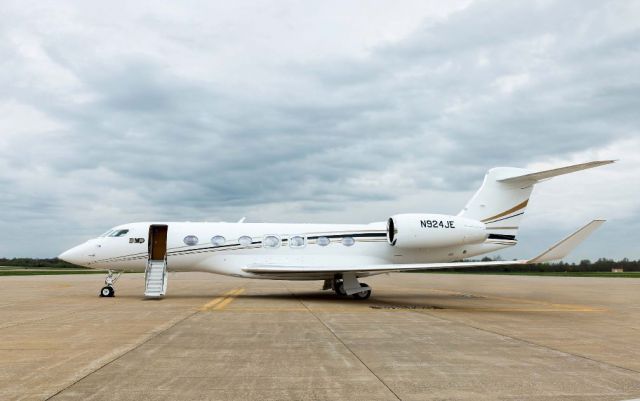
<box><xmin>1</xmin><ymin>272</ymin><xmax>640</xmax><ymax>400</ymax></box>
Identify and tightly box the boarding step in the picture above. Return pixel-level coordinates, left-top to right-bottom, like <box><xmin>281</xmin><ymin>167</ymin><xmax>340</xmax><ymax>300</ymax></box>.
<box><xmin>144</xmin><ymin>259</ymin><xmax>168</xmax><ymax>298</ymax></box>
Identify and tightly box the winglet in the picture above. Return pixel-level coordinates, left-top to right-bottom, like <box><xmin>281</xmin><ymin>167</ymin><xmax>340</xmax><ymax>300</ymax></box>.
<box><xmin>527</xmin><ymin>220</ymin><xmax>606</xmax><ymax>264</ymax></box>
<box><xmin>498</xmin><ymin>160</ymin><xmax>615</xmax><ymax>184</ymax></box>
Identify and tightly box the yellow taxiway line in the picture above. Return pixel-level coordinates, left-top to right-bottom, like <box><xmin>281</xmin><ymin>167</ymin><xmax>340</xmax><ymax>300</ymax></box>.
<box><xmin>199</xmin><ymin>288</ymin><xmax>245</xmax><ymax>312</ymax></box>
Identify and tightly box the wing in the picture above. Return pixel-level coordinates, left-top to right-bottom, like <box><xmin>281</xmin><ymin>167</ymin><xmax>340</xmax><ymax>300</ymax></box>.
<box><xmin>244</xmin><ymin>259</ymin><xmax>526</xmax><ymax>275</ymax></box>
<box><xmin>243</xmin><ymin>220</ymin><xmax>604</xmax><ymax>277</ymax></box>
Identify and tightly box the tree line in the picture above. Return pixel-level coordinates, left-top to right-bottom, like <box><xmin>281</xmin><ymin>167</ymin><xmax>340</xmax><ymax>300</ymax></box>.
<box><xmin>0</xmin><ymin>258</ymin><xmax>83</xmax><ymax>269</ymax></box>
<box><xmin>451</xmin><ymin>257</ymin><xmax>640</xmax><ymax>273</ymax></box>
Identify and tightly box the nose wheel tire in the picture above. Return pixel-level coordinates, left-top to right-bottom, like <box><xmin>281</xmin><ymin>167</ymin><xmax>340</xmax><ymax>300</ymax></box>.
<box><xmin>100</xmin><ymin>286</ymin><xmax>115</xmax><ymax>297</ymax></box>
<box><xmin>352</xmin><ymin>283</ymin><xmax>371</xmax><ymax>300</ymax></box>
<box><xmin>335</xmin><ymin>281</ymin><xmax>347</xmax><ymax>296</ymax></box>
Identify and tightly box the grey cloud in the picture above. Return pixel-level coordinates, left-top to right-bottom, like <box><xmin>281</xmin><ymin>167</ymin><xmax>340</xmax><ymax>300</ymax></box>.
<box><xmin>0</xmin><ymin>0</ymin><xmax>638</xmax><ymax>258</ymax></box>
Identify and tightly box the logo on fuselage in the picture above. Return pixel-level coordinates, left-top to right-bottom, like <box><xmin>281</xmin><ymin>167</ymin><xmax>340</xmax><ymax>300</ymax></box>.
<box><xmin>129</xmin><ymin>238</ymin><xmax>145</xmax><ymax>244</ymax></box>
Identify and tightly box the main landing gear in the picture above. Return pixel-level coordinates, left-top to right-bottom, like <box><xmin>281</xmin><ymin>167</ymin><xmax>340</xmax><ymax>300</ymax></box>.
<box><xmin>326</xmin><ymin>274</ymin><xmax>372</xmax><ymax>300</ymax></box>
<box><xmin>99</xmin><ymin>270</ymin><xmax>121</xmax><ymax>298</ymax></box>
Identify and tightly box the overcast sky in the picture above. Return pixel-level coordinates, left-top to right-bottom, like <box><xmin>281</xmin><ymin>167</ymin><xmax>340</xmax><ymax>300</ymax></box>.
<box><xmin>1</xmin><ymin>0</ymin><xmax>638</xmax><ymax>260</ymax></box>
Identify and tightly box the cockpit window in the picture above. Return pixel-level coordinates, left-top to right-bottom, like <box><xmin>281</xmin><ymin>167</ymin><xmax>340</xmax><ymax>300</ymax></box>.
<box><xmin>109</xmin><ymin>229</ymin><xmax>129</xmax><ymax>237</ymax></box>
<box><xmin>100</xmin><ymin>230</ymin><xmax>114</xmax><ymax>237</ymax></box>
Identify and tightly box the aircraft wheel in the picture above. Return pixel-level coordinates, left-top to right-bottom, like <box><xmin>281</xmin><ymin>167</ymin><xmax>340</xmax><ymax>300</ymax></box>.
<box><xmin>352</xmin><ymin>283</ymin><xmax>371</xmax><ymax>300</ymax></box>
<box><xmin>335</xmin><ymin>282</ymin><xmax>347</xmax><ymax>296</ymax></box>
<box><xmin>100</xmin><ymin>286</ymin><xmax>114</xmax><ymax>297</ymax></box>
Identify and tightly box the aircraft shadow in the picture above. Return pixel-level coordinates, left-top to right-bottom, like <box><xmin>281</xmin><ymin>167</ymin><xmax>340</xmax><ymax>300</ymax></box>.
<box><xmin>125</xmin><ymin>291</ymin><xmax>479</xmax><ymax>310</ymax></box>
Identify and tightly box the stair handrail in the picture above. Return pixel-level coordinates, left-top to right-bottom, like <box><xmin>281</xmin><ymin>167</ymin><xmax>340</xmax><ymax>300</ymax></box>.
<box><xmin>144</xmin><ymin>258</ymin><xmax>152</xmax><ymax>291</ymax></box>
<box><xmin>161</xmin><ymin>254</ymin><xmax>168</xmax><ymax>294</ymax></box>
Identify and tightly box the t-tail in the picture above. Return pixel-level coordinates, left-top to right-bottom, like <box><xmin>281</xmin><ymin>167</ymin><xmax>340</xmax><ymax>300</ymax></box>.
<box><xmin>458</xmin><ymin>160</ymin><xmax>615</xmax><ymax>241</ymax></box>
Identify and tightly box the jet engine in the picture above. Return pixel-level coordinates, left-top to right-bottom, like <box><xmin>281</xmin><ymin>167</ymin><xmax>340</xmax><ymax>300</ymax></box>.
<box><xmin>387</xmin><ymin>213</ymin><xmax>487</xmax><ymax>249</ymax></box>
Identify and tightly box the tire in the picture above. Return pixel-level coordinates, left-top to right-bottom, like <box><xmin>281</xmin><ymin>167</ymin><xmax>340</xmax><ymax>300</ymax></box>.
<box><xmin>100</xmin><ymin>286</ymin><xmax>114</xmax><ymax>297</ymax></box>
<box><xmin>352</xmin><ymin>283</ymin><xmax>371</xmax><ymax>300</ymax></box>
<box><xmin>335</xmin><ymin>282</ymin><xmax>347</xmax><ymax>296</ymax></box>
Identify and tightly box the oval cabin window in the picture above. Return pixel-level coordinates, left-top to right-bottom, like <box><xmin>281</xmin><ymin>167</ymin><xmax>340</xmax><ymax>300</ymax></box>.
<box><xmin>263</xmin><ymin>235</ymin><xmax>280</xmax><ymax>248</ymax></box>
<box><xmin>238</xmin><ymin>236</ymin><xmax>253</xmax><ymax>247</ymax></box>
<box><xmin>289</xmin><ymin>235</ymin><xmax>306</xmax><ymax>248</ymax></box>
<box><xmin>211</xmin><ymin>235</ymin><xmax>226</xmax><ymax>246</ymax></box>
<box><xmin>342</xmin><ymin>236</ymin><xmax>355</xmax><ymax>247</ymax></box>
<box><xmin>183</xmin><ymin>235</ymin><xmax>199</xmax><ymax>246</ymax></box>
<box><xmin>316</xmin><ymin>236</ymin><xmax>330</xmax><ymax>247</ymax></box>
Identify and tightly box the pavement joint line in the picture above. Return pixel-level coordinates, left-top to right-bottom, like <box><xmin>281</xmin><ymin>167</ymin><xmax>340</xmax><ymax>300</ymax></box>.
<box><xmin>284</xmin><ymin>284</ymin><xmax>402</xmax><ymax>401</ymax></box>
<box><xmin>407</xmin><ymin>303</ymin><xmax>640</xmax><ymax>377</ymax></box>
<box><xmin>372</xmin><ymin>287</ymin><xmax>607</xmax><ymax>312</ymax></box>
<box><xmin>427</xmin><ymin>288</ymin><xmax>605</xmax><ymax>311</ymax></box>
<box><xmin>198</xmin><ymin>288</ymin><xmax>243</xmax><ymax>311</ymax></box>
<box><xmin>369</xmin><ymin>296</ymin><xmax>606</xmax><ymax>313</ymax></box>
<box><xmin>46</xmin><ymin>285</ymin><xmax>243</xmax><ymax>400</ymax></box>
<box><xmin>44</xmin><ymin>302</ymin><xmax>208</xmax><ymax>400</ymax></box>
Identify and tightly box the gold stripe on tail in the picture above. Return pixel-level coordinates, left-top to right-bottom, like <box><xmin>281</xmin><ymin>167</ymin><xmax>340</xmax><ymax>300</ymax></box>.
<box><xmin>481</xmin><ymin>199</ymin><xmax>529</xmax><ymax>223</ymax></box>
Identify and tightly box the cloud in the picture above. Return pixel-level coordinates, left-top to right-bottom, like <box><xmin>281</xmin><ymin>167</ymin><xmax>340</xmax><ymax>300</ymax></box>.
<box><xmin>0</xmin><ymin>0</ymin><xmax>638</xmax><ymax>261</ymax></box>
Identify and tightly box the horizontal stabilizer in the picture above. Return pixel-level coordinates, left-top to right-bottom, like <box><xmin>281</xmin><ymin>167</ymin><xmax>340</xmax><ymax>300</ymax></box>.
<box><xmin>526</xmin><ymin>220</ymin><xmax>605</xmax><ymax>264</ymax></box>
<box><xmin>498</xmin><ymin>160</ymin><xmax>615</xmax><ymax>184</ymax></box>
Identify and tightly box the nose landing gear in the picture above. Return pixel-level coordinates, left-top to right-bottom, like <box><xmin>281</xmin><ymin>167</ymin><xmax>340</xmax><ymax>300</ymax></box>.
<box><xmin>99</xmin><ymin>270</ymin><xmax>121</xmax><ymax>298</ymax></box>
<box><xmin>100</xmin><ymin>286</ymin><xmax>114</xmax><ymax>297</ymax></box>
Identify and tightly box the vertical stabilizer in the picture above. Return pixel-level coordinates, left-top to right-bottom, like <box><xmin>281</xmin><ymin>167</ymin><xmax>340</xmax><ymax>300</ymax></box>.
<box><xmin>458</xmin><ymin>167</ymin><xmax>533</xmax><ymax>239</ymax></box>
<box><xmin>458</xmin><ymin>160</ymin><xmax>614</xmax><ymax>240</ymax></box>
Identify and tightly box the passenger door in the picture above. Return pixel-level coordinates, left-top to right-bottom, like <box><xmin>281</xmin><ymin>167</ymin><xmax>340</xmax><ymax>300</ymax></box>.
<box><xmin>148</xmin><ymin>225</ymin><xmax>168</xmax><ymax>261</ymax></box>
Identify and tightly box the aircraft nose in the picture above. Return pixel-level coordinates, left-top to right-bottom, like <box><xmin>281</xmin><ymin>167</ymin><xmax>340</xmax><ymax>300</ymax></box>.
<box><xmin>58</xmin><ymin>244</ymin><xmax>91</xmax><ymax>266</ymax></box>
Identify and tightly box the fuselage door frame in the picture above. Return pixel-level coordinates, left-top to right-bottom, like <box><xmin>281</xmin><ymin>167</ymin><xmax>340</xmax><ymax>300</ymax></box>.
<box><xmin>148</xmin><ymin>224</ymin><xmax>168</xmax><ymax>261</ymax></box>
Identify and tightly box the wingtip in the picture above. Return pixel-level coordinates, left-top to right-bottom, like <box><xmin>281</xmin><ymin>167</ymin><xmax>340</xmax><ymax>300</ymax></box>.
<box><xmin>527</xmin><ymin>219</ymin><xmax>605</xmax><ymax>264</ymax></box>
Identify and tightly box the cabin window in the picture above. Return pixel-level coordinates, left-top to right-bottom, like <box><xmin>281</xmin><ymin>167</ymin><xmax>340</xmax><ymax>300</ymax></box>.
<box><xmin>316</xmin><ymin>236</ymin><xmax>330</xmax><ymax>247</ymax></box>
<box><xmin>263</xmin><ymin>235</ymin><xmax>280</xmax><ymax>248</ymax></box>
<box><xmin>183</xmin><ymin>235</ymin><xmax>199</xmax><ymax>246</ymax></box>
<box><xmin>238</xmin><ymin>236</ymin><xmax>252</xmax><ymax>247</ymax></box>
<box><xmin>289</xmin><ymin>235</ymin><xmax>306</xmax><ymax>248</ymax></box>
<box><xmin>342</xmin><ymin>236</ymin><xmax>355</xmax><ymax>247</ymax></box>
<box><xmin>211</xmin><ymin>235</ymin><xmax>226</xmax><ymax>246</ymax></box>
<box><xmin>109</xmin><ymin>229</ymin><xmax>129</xmax><ymax>237</ymax></box>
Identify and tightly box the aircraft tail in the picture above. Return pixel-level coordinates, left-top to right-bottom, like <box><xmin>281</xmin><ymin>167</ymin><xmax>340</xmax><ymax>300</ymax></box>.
<box><xmin>458</xmin><ymin>160</ymin><xmax>614</xmax><ymax>239</ymax></box>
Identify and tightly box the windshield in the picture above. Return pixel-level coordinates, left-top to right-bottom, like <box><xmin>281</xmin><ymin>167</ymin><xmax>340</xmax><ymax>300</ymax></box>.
<box><xmin>99</xmin><ymin>229</ymin><xmax>129</xmax><ymax>238</ymax></box>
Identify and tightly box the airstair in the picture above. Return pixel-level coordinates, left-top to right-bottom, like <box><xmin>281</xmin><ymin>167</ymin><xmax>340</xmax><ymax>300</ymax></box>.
<box><xmin>144</xmin><ymin>258</ymin><xmax>168</xmax><ymax>298</ymax></box>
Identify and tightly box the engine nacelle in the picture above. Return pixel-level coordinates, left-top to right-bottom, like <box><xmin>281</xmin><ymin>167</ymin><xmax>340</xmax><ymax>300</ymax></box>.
<box><xmin>387</xmin><ymin>213</ymin><xmax>487</xmax><ymax>249</ymax></box>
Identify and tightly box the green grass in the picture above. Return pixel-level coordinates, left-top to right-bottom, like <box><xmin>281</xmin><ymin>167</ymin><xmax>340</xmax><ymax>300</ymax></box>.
<box><xmin>0</xmin><ymin>270</ymin><xmax>107</xmax><ymax>276</ymax></box>
<box><xmin>417</xmin><ymin>271</ymin><xmax>640</xmax><ymax>278</ymax></box>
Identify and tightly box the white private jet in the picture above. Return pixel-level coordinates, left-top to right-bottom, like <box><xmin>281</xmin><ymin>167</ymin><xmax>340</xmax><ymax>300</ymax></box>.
<box><xmin>59</xmin><ymin>160</ymin><xmax>614</xmax><ymax>299</ymax></box>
